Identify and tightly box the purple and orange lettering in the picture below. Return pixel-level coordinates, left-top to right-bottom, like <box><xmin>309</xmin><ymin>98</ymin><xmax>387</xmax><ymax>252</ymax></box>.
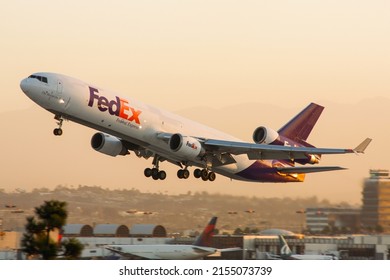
<box><xmin>88</xmin><ymin>86</ymin><xmax>142</xmax><ymax>124</ymax></box>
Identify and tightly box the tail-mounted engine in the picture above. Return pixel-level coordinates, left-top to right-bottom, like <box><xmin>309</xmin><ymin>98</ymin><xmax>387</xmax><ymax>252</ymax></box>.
<box><xmin>91</xmin><ymin>132</ymin><xmax>129</xmax><ymax>157</ymax></box>
<box><xmin>169</xmin><ymin>133</ymin><xmax>205</xmax><ymax>160</ymax></box>
<box><xmin>252</xmin><ymin>126</ymin><xmax>282</xmax><ymax>145</ymax></box>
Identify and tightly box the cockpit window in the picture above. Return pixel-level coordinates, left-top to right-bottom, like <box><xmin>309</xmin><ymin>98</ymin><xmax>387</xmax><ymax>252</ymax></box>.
<box><xmin>28</xmin><ymin>75</ymin><xmax>48</xmax><ymax>84</ymax></box>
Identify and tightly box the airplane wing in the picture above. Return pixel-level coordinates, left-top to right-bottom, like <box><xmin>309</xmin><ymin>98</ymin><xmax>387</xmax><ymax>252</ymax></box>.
<box><xmin>192</xmin><ymin>246</ymin><xmax>217</xmax><ymax>254</ymax></box>
<box><xmin>265</xmin><ymin>252</ymin><xmax>283</xmax><ymax>260</ymax></box>
<box><xmin>104</xmin><ymin>246</ymin><xmax>156</xmax><ymax>260</ymax></box>
<box><xmin>217</xmin><ymin>247</ymin><xmax>242</xmax><ymax>253</ymax></box>
<box><xmin>276</xmin><ymin>166</ymin><xmax>346</xmax><ymax>174</ymax></box>
<box><xmin>203</xmin><ymin>138</ymin><xmax>372</xmax><ymax>161</ymax></box>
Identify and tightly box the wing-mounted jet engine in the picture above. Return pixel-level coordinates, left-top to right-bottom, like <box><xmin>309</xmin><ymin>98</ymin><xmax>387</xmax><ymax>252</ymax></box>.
<box><xmin>169</xmin><ymin>133</ymin><xmax>217</xmax><ymax>181</ymax></box>
<box><xmin>169</xmin><ymin>133</ymin><xmax>205</xmax><ymax>160</ymax></box>
<box><xmin>91</xmin><ymin>133</ymin><xmax>129</xmax><ymax>157</ymax></box>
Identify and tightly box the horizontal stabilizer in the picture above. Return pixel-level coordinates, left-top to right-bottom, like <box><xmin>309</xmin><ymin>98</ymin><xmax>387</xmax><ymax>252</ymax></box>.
<box><xmin>353</xmin><ymin>138</ymin><xmax>372</xmax><ymax>154</ymax></box>
<box><xmin>277</xmin><ymin>166</ymin><xmax>346</xmax><ymax>174</ymax></box>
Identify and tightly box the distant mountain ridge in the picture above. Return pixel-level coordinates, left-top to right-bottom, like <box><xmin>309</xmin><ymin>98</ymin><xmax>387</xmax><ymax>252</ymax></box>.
<box><xmin>0</xmin><ymin>185</ymin><xmax>340</xmax><ymax>233</ymax></box>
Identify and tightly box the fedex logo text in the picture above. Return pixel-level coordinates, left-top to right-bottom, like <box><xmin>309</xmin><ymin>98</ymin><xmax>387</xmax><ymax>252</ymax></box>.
<box><xmin>186</xmin><ymin>141</ymin><xmax>198</xmax><ymax>150</ymax></box>
<box><xmin>88</xmin><ymin>87</ymin><xmax>141</xmax><ymax>124</ymax></box>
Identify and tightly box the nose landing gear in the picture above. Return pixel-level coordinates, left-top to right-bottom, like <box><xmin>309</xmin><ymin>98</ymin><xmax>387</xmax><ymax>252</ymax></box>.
<box><xmin>53</xmin><ymin>115</ymin><xmax>64</xmax><ymax>136</ymax></box>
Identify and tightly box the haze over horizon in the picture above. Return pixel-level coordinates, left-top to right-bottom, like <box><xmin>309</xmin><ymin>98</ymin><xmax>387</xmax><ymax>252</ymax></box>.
<box><xmin>1</xmin><ymin>1</ymin><xmax>389</xmax><ymax>204</ymax></box>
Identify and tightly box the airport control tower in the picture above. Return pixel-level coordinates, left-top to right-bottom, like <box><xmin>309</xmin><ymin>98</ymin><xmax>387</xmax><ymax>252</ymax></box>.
<box><xmin>361</xmin><ymin>169</ymin><xmax>390</xmax><ymax>233</ymax></box>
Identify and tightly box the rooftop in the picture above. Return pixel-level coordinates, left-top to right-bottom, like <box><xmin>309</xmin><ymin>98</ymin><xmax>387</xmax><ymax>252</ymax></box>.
<box><xmin>369</xmin><ymin>169</ymin><xmax>390</xmax><ymax>179</ymax></box>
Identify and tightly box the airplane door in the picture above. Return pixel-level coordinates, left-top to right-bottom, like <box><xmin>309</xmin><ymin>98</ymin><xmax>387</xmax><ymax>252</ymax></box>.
<box><xmin>57</xmin><ymin>80</ymin><xmax>63</xmax><ymax>94</ymax></box>
<box><xmin>55</xmin><ymin>79</ymin><xmax>71</xmax><ymax>111</ymax></box>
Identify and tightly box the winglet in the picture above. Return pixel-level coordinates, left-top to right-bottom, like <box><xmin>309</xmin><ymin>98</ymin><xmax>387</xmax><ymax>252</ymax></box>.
<box><xmin>353</xmin><ymin>138</ymin><xmax>372</xmax><ymax>154</ymax></box>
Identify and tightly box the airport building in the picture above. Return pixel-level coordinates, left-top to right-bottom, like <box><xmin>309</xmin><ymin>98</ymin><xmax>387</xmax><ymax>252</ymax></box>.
<box><xmin>304</xmin><ymin>169</ymin><xmax>390</xmax><ymax>234</ymax></box>
<box><xmin>2</xmin><ymin>222</ymin><xmax>390</xmax><ymax>259</ymax></box>
<box><xmin>361</xmin><ymin>169</ymin><xmax>390</xmax><ymax>233</ymax></box>
<box><xmin>177</xmin><ymin>231</ymin><xmax>390</xmax><ymax>260</ymax></box>
<box><xmin>249</xmin><ymin>234</ymin><xmax>390</xmax><ymax>260</ymax></box>
<box><xmin>305</xmin><ymin>207</ymin><xmax>361</xmax><ymax>233</ymax></box>
<box><xmin>0</xmin><ymin>231</ymin><xmax>23</xmax><ymax>260</ymax></box>
<box><xmin>60</xmin><ymin>223</ymin><xmax>171</xmax><ymax>259</ymax></box>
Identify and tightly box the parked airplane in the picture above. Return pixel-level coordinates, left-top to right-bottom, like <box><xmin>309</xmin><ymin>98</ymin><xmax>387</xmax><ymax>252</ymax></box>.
<box><xmin>105</xmin><ymin>217</ymin><xmax>239</xmax><ymax>260</ymax></box>
<box><xmin>274</xmin><ymin>235</ymin><xmax>337</xmax><ymax>260</ymax></box>
<box><xmin>20</xmin><ymin>73</ymin><xmax>371</xmax><ymax>182</ymax></box>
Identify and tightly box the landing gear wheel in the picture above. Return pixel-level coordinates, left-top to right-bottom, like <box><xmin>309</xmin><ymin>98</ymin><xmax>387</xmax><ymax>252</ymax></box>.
<box><xmin>177</xmin><ymin>170</ymin><xmax>184</xmax><ymax>179</ymax></box>
<box><xmin>200</xmin><ymin>169</ymin><xmax>209</xmax><ymax>181</ymax></box>
<box><xmin>182</xmin><ymin>169</ymin><xmax>190</xmax><ymax>179</ymax></box>
<box><xmin>208</xmin><ymin>172</ymin><xmax>216</xmax><ymax>181</ymax></box>
<box><xmin>152</xmin><ymin>173</ymin><xmax>159</xmax><ymax>180</ymax></box>
<box><xmin>194</xmin><ymin>168</ymin><xmax>202</xmax><ymax>178</ymax></box>
<box><xmin>201</xmin><ymin>169</ymin><xmax>209</xmax><ymax>181</ymax></box>
<box><xmin>53</xmin><ymin>128</ymin><xmax>63</xmax><ymax>136</ymax></box>
<box><xmin>151</xmin><ymin>168</ymin><xmax>159</xmax><ymax>177</ymax></box>
<box><xmin>144</xmin><ymin>168</ymin><xmax>152</xmax><ymax>177</ymax></box>
<box><xmin>158</xmin><ymin>170</ymin><xmax>167</xmax><ymax>180</ymax></box>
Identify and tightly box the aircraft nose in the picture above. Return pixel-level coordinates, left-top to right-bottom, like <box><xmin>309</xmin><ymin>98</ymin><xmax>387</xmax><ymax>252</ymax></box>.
<box><xmin>20</xmin><ymin>78</ymin><xmax>29</xmax><ymax>94</ymax></box>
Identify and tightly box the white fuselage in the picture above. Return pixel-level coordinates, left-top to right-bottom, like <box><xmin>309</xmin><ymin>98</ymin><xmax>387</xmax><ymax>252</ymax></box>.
<box><xmin>289</xmin><ymin>254</ymin><xmax>336</xmax><ymax>260</ymax></box>
<box><xmin>108</xmin><ymin>244</ymin><xmax>217</xmax><ymax>260</ymax></box>
<box><xmin>20</xmin><ymin>72</ymin><xmax>304</xmax><ymax>182</ymax></box>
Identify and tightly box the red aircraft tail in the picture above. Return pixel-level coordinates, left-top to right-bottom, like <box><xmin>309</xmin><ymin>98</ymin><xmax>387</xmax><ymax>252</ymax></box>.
<box><xmin>193</xmin><ymin>217</ymin><xmax>217</xmax><ymax>247</ymax></box>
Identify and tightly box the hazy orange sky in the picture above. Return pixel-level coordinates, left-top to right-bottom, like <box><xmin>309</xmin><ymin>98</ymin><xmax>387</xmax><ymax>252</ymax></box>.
<box><xmin>1</xmin><ymin>1</ymin><xmax>389</xmax><ymax>204</ymax></box>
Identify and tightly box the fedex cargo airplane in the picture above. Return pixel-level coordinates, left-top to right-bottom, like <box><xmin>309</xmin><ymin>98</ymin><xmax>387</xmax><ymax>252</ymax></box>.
<box><xmin>105</xmin><ymin>217</ymin><xmax>240</xmax><ymax>260</ymax></box>
<box><xmin>20</xmin><ymin>72</ymin><xmax>371</xmax><ymax>182</ymax></box>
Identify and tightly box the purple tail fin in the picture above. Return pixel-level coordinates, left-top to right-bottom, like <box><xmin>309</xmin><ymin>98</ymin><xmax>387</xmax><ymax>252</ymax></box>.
<box><xmin>278</xmin><ymin>103</ymin><xmax>324</xmax><ymax>144</ymax></box>
<box><xmin>193</xmin><ymin>217</ymin><xmax>217</xmax><ymax>247</ymax></box>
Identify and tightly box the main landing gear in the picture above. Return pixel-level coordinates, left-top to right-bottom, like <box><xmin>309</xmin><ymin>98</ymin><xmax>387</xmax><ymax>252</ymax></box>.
<box><xmin>177</xmin><ymin>169</ymin><xmax>190</xmax><ymax>179</ymax></box>
<box><xmin>144</xmin><ymin>157</ymin><xmax>217</xmax><ymax>181</ymax></box>
<box><xmin>53</xmin><ymin>115</ymin><xmax>64</xmax><ymax>136</ymax></box>
<box><xmin>193</xmin><ymin>168</ymin><xmax>216</xmax><ymax>181</ymax></box>
<box><xmin>144</xmin><ymin>155</ymin><xmax>167</xmax><ymax>180</ymax></box>
<box><xmin>144</xmin><ymin>167</ymin><xmax>167</xmax><ymax>180</ymax></box>
<box><xmin>177</xmin><ymin>168</ymin><xmax>216</xmax><ymax>181</ymax></box>
<box><xmin>144</xmin><ymin>167</ymin><xmax>216</xmax><ymax>181</ymax></box>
